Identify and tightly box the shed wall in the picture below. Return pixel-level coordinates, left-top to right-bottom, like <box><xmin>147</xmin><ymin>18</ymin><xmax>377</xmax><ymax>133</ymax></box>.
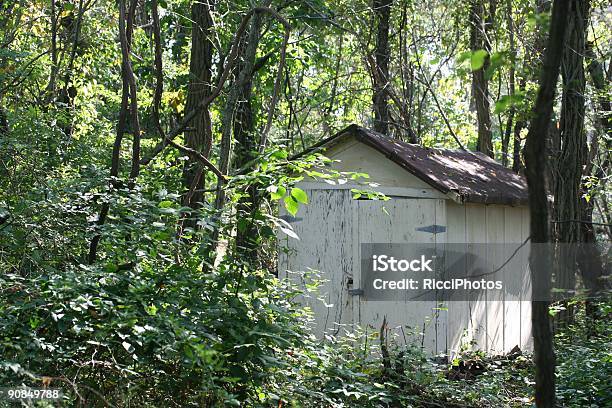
<box><xmin>445</xmin><ymin>202</ymin><xmax>532</xmax><ymax>354</ymax></box>
<box><xmin>323</xmin><ymin>139</ymin><xmax>438</xmax><ymax>191</ymax></box>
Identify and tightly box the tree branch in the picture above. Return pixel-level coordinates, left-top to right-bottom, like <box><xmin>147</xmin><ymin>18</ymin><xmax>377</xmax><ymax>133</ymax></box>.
<box><xmin>141</xmin><ymin>7</ymin><xmax>288</xmax><ymax>166</ymax></box>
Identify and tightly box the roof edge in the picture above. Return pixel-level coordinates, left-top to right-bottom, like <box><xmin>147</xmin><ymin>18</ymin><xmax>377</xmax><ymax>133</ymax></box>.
<box><xmin>291</xmin><ymin>124</ymin><xmax>529</xmax><ymax>207</ymax></box>
<box><xmin>290</xmin><ymin>124</ymin><xmax>360</xmax><ymax>160</ymax></box>
<box><xmin>292</xmin><ymin>124</ymin><xmax>456</xmax><ymax>196</ymax></box>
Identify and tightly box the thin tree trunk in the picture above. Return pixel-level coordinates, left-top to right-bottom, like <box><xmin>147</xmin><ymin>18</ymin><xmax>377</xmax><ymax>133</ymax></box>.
<box><xmin>58</xmin><ymin>0</ymin><xmax>87</xmax><ymax>137</ymax></box>
<box><xmin>151</xmin><ymin>0</ymin><xmax>163</xmax><ymax>135</ymax></box>
<box><xmin>470</xmin><ymin>0</ymin><xmax>495</xmax><ymax>158</ymax></box>
<box><xmin>87</xmin><ymin>0</ymin><xmax>134</xmax><ymax>264</ymax></box>
<box><xmin>47</xmin><ymin>0</ymin><xmax>58</xmax><ymax>98</ymax></box>
<box><xmin>523</xmin><ymin>0</ymin><xmax>569</xmax><ymax>406</ymax></box>
<box><xmin>323</xmin><ymin>34</ymin><xmax>343</xmax><ymax>136</ymax></box>
<box><xmin>125</xmin><ymin>0</ymin><xmax>141</xmax><ymax>179</ymax></box>
<box><xmin>372</xmin><ymin>0</ymin><xmax>391</xmax><ymax>134</ymax></box>
<box><xmin>230</xmin><ymin>14</ymin><xmax>263</xmax><ymax>264</ymax></box>
<box><xmin>211</xmin><ymin>8</ymin><xmax>265</xmax><ymax>263</ymax></box>
<box><xmin>586</xmin><ymin>43</ymin><xmax>612</xmax><ymax>145</ymax></box>
<box><xmin>502</xmin><ymin>0</ymin><xmax>515</xmax><ymax>166</ymax></box>
<box><xmin>512</xmin><ymin>118</ymin><xmax>525</xmax><ymax>173</ymax></box>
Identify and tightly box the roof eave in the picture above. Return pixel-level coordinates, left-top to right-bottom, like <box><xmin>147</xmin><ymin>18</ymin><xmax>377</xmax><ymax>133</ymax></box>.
<box><xmin>292</xmin><ymin>124</ymin><xmax>530</xmax><ymax>207</ymax></box>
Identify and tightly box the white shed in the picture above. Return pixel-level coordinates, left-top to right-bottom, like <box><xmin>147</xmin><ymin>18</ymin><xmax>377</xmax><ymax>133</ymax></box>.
<box><xmin>278</xmin><ymin>125</ymin><xmax>532</xmax><ymax>355</ymax></box>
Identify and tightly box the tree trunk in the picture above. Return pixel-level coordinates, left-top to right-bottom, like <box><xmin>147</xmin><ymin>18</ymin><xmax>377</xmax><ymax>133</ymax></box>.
<box><xmin>88</xmin><ymin>0</ymin><xmax>133</xmax><ymax>264</ymax></box>
<box><xmin>579</xmin><ymin>41</ymin><xmax>611</xmax><ymax>318</ymax></box>
<box><xmin>372</xmin><ymin>0</ymin><xmax>391</xmax><ymax>134</ymax></box>
<box><xmin>231</xmin><ymin>13</ymin><xmax>265</xmax><ymax>264</ymax></box>
<box><xmin>0</xmin><ymin>106</ymin><xmax>7</xmax><ymax>136</ymax></box>
<box><xmin>551</xmin><ymin>0</ymin><xmax>590</xmax><ymax>325</ymax></box>
<box><xmin>182</xmin><ymin>0</ymin><xmax>214</xmax><ymax>211</ymax></box>
<box><xmin>523</xmin><ymin>0</ymin><xmax>569</xmax><ymax>406</ymax></box>
<box><xmin>47</xmin><ymin>0</ymin><xmax>58</xmax><ymax>98</ymax></box>
<box><xmin>512</xmin><ymin>119</ymin><xmax>525</xmax><ymax>173</ymax></box>
<box><xmin>57</xmin><ymin>0</ymin><xmax>86</xmax><ymax>137</ymax></box>
<box><xmin>210</xmin><ymin>7</ymin><xmax>266</xmax><ymax>265</ymax></box>
<box><xmin>501</xmin><ymin>0</ymin><xmax>515</xmax><ymax>166</ymax></box>
<box><xmin>555</xmin><ymin>0</ymin><xmax>589</xmax><ymax>244</ymax></box>
<box><xmin>470</xmin><ymin>0</ymin><xmax>496</xmax><ymax>158</ymax></box>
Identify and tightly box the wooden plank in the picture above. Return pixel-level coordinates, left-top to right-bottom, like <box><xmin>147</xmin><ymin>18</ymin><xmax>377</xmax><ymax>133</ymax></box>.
<box><xmin>465</xmin><ymin>204</ymin><xmax>488</xmax><ymax>352</ymax></box>
<box><xmin>351</xmin><ymin>196</ymin><xmax>360</xmax><ymax>328</ymax></box>
<box><xmin>503</xmin><ymin>206</ymin><xmax>524</xmax><ymax>352</ymax></box>
<box><xmin>434</xmin><ymin>199</ymin><xmax>449</xmax><ymax>355</ymax></box>
<box><xmin>280</xmin><ymin>189</ymin><xmax>354</xmax><ymax>336</ymax></box>
<box><xmin>486</xmin><ymin>205</ymin><xmax>506</xmax><ymax>353</ymax></box>
<box><xmin>445</xmin><ymin>202</ymin><xmax>471</xmax><ymax>357</ymax></box>
<box><xmin>520</xmin><ymin>207</ymin><xmax>533</xmax><ymax>352</ymax></box>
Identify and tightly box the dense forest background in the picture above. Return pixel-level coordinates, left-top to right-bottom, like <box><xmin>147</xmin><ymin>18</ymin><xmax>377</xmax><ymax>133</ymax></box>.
<box><xmin>0</xmin><ymin>0</ymin><xmax>610</xmax><ymax>407</ymax></box>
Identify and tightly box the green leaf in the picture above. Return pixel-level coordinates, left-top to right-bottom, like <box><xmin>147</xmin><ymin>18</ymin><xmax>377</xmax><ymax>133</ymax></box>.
<box><xmin>494</xmin><ymin>95</ymin><xmax>513</xmax><ymax>114</ymax></box>
<box><xmin>270</xmin><ymin>185</ymin><xmax>286</xmax><ymax>200</ymax></box>
<box><xmin>158</xmin><ymin>200</ymin><xmax>173</xmax><ymax>208</ymax></box>
<box><xmin>271</xmin><ymin>150</ymin><xmax>288</xmax><ymax>160</ymax></box>
<box><xmin>290</xmin><ymin>187</ymin><xmax>308</xmax><ymax>204</ymax></box>
<box><xmin>485</xmin><ymin>51</ymin><xmax>506</xmax><ymax>79</ymax></box>
<box><xmin>471</xmin><ymin>50</ymin><xmax>488</xmax><ymax>71</ymax></box>
<box><xmin>456</xmin><ymin>50</ymin><xmax>473</xmax><ymax>64</ymax></box>
<box><xmin>284</xmin><ymin>196</ymin><xmax>299</xmax><ymax>216</ymax></box>
<box><xmin>494</xmin><ymin>93</ymin><xmax>525</xmax><ymax>114</ymax></box>
<box><xmin>237</xmin><ymin>218</ymin><xmax>248</xmax><ymax>233</ymax></box>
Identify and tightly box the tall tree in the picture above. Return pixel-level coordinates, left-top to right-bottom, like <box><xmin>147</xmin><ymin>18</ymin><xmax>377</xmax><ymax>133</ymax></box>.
<box><xmin>469</xmin><ymin>0</ymin><xmax>497</xmax><ymax>158</ymax></box>
<box><xmin>182</xmin><ymin>0</ymin><xmax>215</xmax><ymax>211</ymax></box>
<box><xmin>551</xmin><ymin>0</ymin><xmax>590</xmax><ymax>323</ymax></box>
<box><xmin>554</xmin><ymin>0</ymin><xmax>590</xmax><ymax>244</ymax></box>
<box><xmin>88</xmin><ymin>0</ymin><xmax>139</xmax><ymax>263</ymax></box>
<box><xmin>501</xmin><ymin>0</ymin><xmax>515</xmax><ymax>166</ymax></box>
<box><xmin>372</xmin><ymin>0</ymin><xmax>391</xmax><ymax>134</ymax></box>
<box><xmin>226</xmin><ymin>8</ymin><xmax>266</xmax><ymax>263</ymax></box>
<box><xmin>523</xmin><ymin>0</ymin><xmax>570</xmax><ymax>406</ymax></box>
<box><xmin>212</xmin><ymin>3</ymin><xmax>290</xmax><ymax>263</ymax></box>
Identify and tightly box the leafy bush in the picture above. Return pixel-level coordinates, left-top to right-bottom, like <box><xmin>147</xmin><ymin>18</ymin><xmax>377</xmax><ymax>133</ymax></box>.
<box><xmin>555</xmin><ymin>300</ymin><xmax>612</xmax><ymax>407</ymax></box>
<box><xmin>1</xmin><ymin>258</ymin><xmax>309</xmax><ymax>406</ymax></box>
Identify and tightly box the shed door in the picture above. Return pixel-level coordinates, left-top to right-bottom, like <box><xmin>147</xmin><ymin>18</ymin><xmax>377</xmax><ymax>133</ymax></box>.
<box><xmin>278</xmin><ymin>189</ymin><xmax>356</xmax><ymax>337</ymax></box>
<box><xmin>354</xmin><ymin>198</ymin><xmax>447</xmax><ymax>354</ymax></box>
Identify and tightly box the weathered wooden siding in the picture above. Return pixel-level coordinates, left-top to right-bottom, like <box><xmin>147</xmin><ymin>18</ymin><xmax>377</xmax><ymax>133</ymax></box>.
<box><xmin>445</xmin><ymin>202</ymin><xmax>532</xmax><ymax>354</ymax></box>
<box><xmin>278</xmin><ymin>189</ymin><xmax>355</xmax><ymax>336</ymax></box>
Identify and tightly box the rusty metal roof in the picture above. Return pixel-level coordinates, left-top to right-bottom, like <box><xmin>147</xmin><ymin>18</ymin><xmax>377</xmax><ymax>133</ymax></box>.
<box><xmin>296</xmin><ymin>124</ymin><xmax>529</xmax><ymax>206</ymax></box>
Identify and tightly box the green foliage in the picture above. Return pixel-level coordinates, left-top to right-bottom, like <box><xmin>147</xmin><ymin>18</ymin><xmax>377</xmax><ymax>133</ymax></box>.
<box><xmin>470</xmin><ymin>49</ymin><xmax>489</xmax><ymax>71</ymax></box>
<box><xmin>0</xmin><ymin>251</ymin><xmax>308</xmax><ymax>405</ymax></box>
<box><xmin>555</xmin><ymin>300</ymin><xmax>612</xmax><ymax>407</ymax></box>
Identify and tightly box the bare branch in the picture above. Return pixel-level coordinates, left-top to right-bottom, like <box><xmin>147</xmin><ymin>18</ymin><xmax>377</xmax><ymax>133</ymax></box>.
<box><xmin>257</xmin><ymin>7</ymin><xmax>291</xmax><ymax>153</ymax></box>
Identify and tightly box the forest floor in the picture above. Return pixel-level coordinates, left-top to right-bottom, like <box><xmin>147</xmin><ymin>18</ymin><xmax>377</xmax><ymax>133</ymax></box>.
<box><xmin>409</xmin><ymin>300</ymin><xmax>611</xmax><ymax>407</ymax></box>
